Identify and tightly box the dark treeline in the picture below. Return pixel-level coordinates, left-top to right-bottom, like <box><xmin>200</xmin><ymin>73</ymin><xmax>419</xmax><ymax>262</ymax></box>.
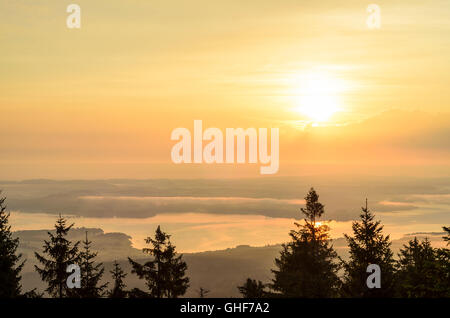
<box><xmin>0</xmin><ymin>188</ymin><xmax>449</xmax><ymax>298</ymax></box>
<box><xmin>0</xmin><ymin>190</ymin><xmax>188</xmax><ymax>299</ymax></box>
<box><xmin>238</xmin><ymin>188</ymin><xmax>450</xmax><ymax>298</ymax></box>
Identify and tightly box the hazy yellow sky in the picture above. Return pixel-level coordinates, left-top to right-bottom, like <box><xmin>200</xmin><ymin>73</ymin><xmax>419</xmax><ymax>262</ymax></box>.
<box><xmin>1</xmin><ymin>0</ymin><xmax>450</xmax><ymax>179</ymax></box>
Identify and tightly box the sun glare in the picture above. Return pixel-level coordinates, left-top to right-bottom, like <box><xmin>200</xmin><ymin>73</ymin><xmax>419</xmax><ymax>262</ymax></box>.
<box><xmin>299</xmin><ymin>94</ymin><xmax>339</xmax><ymax>122</ymax></box>
<box><xmin>293</xmin><ymin>70</ymin><xmax>345</xmax><ymax>122</ymax></box>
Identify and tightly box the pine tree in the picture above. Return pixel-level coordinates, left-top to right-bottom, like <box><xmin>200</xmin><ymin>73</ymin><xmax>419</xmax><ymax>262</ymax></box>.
<box><xmin>109</xmin><ymin>260</ymin><xmax>127</xmax><ymax>298</ymax></box>
<box><xmin>128</xmin><ymin>225</ymin><xmax>189</xmax><ymax>298</ymax></box>
<box><xmin>341</xmin><ymin>200</ymin><xmax>396</xmax><ymax>297</ymax></box>
<box><xmin>74</xmin><ymin>231</ymin><xmax>108</xmax><ymax>298</ymax></box>
<box><xmin>238</xmin><ymin>278</ymin><xmax>267</xmax><ymax>298</ymax></box>
<box><xmin>0</xmin><ymin>193</ymin><xmax>24</xmax><ymax>297</ymax></box>
<box><xmin>443</xmin><ymin>226</ymin><xmax>450</xmax><ymax>244</ymax></box>
<box><xmin>396</xmin><ymin>237</ymin><xmax>449</xmax><ymax>297</ymax></box>
<box><xmin>34</xmin><ymin>214</ymin><xmax>80</xmax><ymax>298</ymax></box>
<box><xmin>437</xmin><ymin>226</ymin><xmax>450</xmax><ymax>296</ymax></box>
<box><xmin>271</xmin><ymin>188</ymin><xmax>340</xmax><ymax>297</ymax></box>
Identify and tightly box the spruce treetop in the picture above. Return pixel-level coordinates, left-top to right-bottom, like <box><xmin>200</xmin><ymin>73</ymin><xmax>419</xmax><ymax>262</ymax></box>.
<box><xmin>0</xmin><ymin>192</ymin><xmax>24</xmax><ymax>297</ymax></box>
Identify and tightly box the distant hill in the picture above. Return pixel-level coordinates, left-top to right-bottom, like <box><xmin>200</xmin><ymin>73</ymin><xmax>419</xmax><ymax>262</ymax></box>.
<box><xmin>17</xmin><ymin>226</ymin><xmax>283</xmax><ymax>297</ymax></box>
<box><xmin>16</xmin><ymin>227</ymin><xmax>447</xmax><ymax>297</ymax></box>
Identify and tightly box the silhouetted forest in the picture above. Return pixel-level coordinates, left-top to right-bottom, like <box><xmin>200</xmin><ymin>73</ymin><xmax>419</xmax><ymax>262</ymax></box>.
<box><xmin>0</xmin><ymin>188</ymin><xmax>449</xmax><ymax>298</ymax></box>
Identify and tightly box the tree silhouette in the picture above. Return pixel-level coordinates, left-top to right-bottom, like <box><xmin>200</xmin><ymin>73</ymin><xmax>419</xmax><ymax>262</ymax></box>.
<box><xmin>443</xmin><ymin>226</ymin><xmax>450</xmax><ymax>244</ymax></box>
<box><xmin>73</xmin><ymin>231</ymin><xmax>108</xmax><ymax>298</ymax></box>
<box><xmin>238</xmin><ymin>278</ymin><xmax>267</xmax><ymax>298</ymax></box>
<box><xmin>437</xmin><ymin>226</ymin><xmax>450</xmax><ymax>296</ymax></box>
<box><xmin>128</xmin><ymin>225</ymin><xmax>189</xmax><ymax>298</ymax></box>
<box><xmin>35</xmin><ymin>214</ymin><xmax>80</xmax><ymax>298</ymax></box>
<box><xmin>197</xmin><ymin>287</ymin><xmax>210</xmax><ymax>298</ymax></box>
<box><xmin>271</xmin><ymin>188</ymin><xmax>340</xmax><ymax>297</ymax></box>
<box><xmin>396</xmin><ymin>237</ymin><xmax>449</xmax><ymax>297</ymax></box>
<box><xmin>435</xmin><ymin>236</ymin><xmax>450</xmax><ymax>297</ymax></box>
<box><xmin>109</xmin><ymin>260</ymin><xmax>127</xmax><ymax>298</ymax></box>
<box><xmin>0</xmin><ymin>193</ymin><xmax>24</xmax><ymax>297</ymax></box>
<box><xmin>341</xmin><ymin>200</ymin><xmax>396</xmax><ymax>297</ymax></box>
<box><xmin>127</xmin><ymin>288</ymin><xmax>150</xmax><ymax>298</ymax></box>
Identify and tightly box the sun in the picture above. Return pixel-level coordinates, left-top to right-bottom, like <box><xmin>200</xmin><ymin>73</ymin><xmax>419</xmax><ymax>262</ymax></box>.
<box><xmin>293</xmin><ymin>70</ymin><xmax>344</xmax><ymax>122</ymax></box>
<box><xmin>299</xmin><ymin>94</ymin><xmax>339</xmax><ymax>122</ymax></box>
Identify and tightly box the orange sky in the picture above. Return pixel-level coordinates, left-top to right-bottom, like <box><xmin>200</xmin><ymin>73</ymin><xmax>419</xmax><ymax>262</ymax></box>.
<box><xmin>1</xmin><ymin>0</ymin><xmax>450</xmax><ymax>179</ymax></box>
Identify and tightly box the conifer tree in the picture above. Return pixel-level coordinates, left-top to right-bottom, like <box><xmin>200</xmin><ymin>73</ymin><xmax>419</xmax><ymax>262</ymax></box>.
<box><xmin>238</xmin><ymin>278</ymin><xmax>267</xmax><ymax>298</ymax></box>
<box><xmin>443</xmin><ymin>226</ymin><xmax>450</xmax><ymax>244</ymax></box>
<box><xmin>35</xmin><ymin>215</ymin><xmax>80</xmax><ymax>298</ymax></box>
<box><xmin>0</xmin><ymin>193</ymin><xmax>24</xmax><ymax>297</ymax></box>
<box><xmin>109</xmin><ymin>260</ymin><xmax>127</xmax><ymax>298</ymax></box>
<box><xmin>271</xmin><ymin>188</ymin><xmax>340</xmax><ymax>297</ymax></box>
<box><xmin>341</xmin><ymin>200</ymin><xmax>396</xmax><ymax>297</ymax></box>
<box><xmin>396</xmin><ymin>237</ymin><xmax>449</xmax><ymax>297</ymax></box>
<box><xmin>128</xmin><ymin>225</ymin><xmax>189</xmax><ymax>298</ymax></box>
<box><xmin>74</xmin><ymin>231</ymin><xmax>108</xmax><ymax>298</ymax></box>
<box><xmin>436</xmin><ymin>226</ymin><xmax>450</xmax><ymax>296</ymax></box>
